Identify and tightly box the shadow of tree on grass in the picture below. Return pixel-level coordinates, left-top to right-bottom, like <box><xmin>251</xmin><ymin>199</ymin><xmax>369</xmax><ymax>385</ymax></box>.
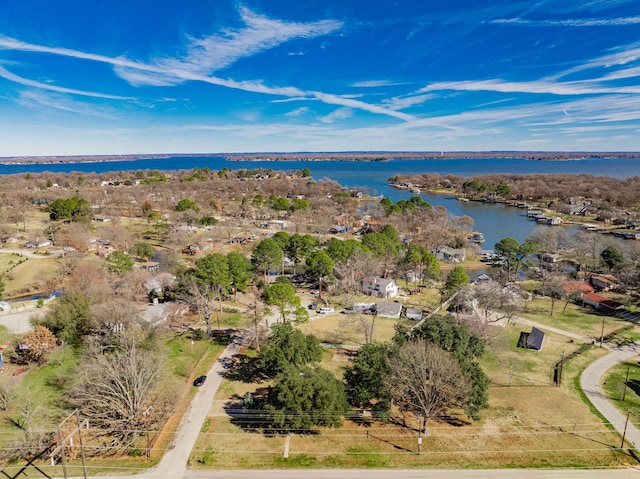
<box><xmin>221</xmin><ymin>354</ymin><xmax>269</xmax><ymax>383</ymax></box>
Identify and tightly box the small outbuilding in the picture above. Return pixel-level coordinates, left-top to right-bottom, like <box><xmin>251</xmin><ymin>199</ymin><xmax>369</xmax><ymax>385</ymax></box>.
<box><xmin>404</xmin><ymin>307</ymin><xmax>423</xmax><ymax>321</ymax></box>
<box><xmin>518</xmin><ymin>327</ymin><xmax>545</xmax><ymax>351</ymax></box>
<box><xmin>375</xmin><ymin>302</ymin><xmax>402</xmax><ymax>319</ymax></box>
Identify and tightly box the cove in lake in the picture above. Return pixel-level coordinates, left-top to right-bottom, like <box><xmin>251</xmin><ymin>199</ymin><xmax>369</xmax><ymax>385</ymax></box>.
<box><xmin>2</xmin><ymin>155</ymin><xmax>637</xmax><ymax>249</ymax></box>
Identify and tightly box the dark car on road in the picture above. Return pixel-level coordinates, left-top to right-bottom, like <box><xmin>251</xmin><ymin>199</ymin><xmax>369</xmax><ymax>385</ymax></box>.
<box><xmin>193</xmin><ymin>375</ymin><xmax>207</xmax><ymax>386</ymax></box>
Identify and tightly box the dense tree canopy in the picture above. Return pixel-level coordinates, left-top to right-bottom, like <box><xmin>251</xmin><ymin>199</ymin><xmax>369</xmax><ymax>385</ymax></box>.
<box><xmin>48</xmin><ymin>196</ymin><xmax>92</xmax><ymax>222</ymax></box>
<box><xmin>287</xmin><ymin>233</ymin><xmax>319</xmax><ymax>266</ymax></box>
<box><xmin>344</xmin><ymin>342</ymin><xmax>392</xmax><ymax>412</ymax></box>
<box><xmin>494</xmin><ymin>237</ymin><xmax>536</xmax><ymax>282</ymax></box>
<box><xmin>33</xmin><ymin>287</ymin><xmax>92</xmax><ymax>347</ymax></box>
<box><xmin>227</xmin><ymin>252</ymin><xmax>251</xmax><ymax>297</ymax></box>
<box><xmin>601</xmin><ymin>245</ymin><xmax>624</xmax><ymax>271</ymax></box>
<box><xmin>131</xmin><ymin>242</ymin><xmax>155</xmax><ymax>261</ymax></box>
<box><xmin>263</xmin><ymin>282</ymin><xmax>307</xmax><ymax>323</ymax></box>
<box><xmin>325</xmin><ymin>238</ymin><xmax>367</xmax><ymax>264</ymax></box>
<box><xmin>105</xmin><ymin>250</ymin><xmax>135</xmax><ymax>275</ymax></box>
<box><xmin>411</xmin><ymin>315</ymin><xmax>489</xmax><ymax>419</ymax></box>
<box><xmin>442</xmin><ymin>266</ymin><xmax>469</xmax><ymax>297</ymax></box>
<box><xmin>193</xmin><ymin>253</ymin><xmax>231</xmax><ymax>297</ymax></box>
<box><xmin>305</xmin><ymin>250</ymin><xmax>334</xmax><ymax>299</ymax></box>
<box><xmin>251</xmin><ymin>238</ymin><xmax>283</xmax><ymax>281</ymax></box>
<box><xmin>264</xmin><ymin>365</ymin><xmax>350</xmax><ymax>430</ymax></box>
<box><xmin>258</xmin><ymin>322</ymin><xmax>322</xmax><ymax>375</ymax></box>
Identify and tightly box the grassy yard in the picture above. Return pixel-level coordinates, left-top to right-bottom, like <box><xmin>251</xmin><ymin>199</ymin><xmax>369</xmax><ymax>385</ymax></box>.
<box><xmin>481</xmin><ymin>322</ymin><xmax>583</xmax><ymax>386</ymax></box>
<box><xmin>298</xmin><ymin>313</ymin><xmax>409</xmax><ymax>346</ymax></box>
<box><xmin>190</xmin><ymin>317</ymin><xmax>634</xmax><ymax>470</ymax></box>
<box><xmin>521</xmin><ymin>297</ymin><xmax>627</xmax><ymax>339</ymax></box>
<box><xmin>0</xmin><ymin>329</ymin><xmax>224</xmax><ymax>475</ymax></box>
<box><xmin>0</xmin><ymin>252</ymin><xmax>59</xmax><ymax>299</ymax></box>
<box><xmin>602</xmin><ymin>361</ymin><xmax>640</xmax><ymax>429</ymax></box>
<box><xmin>192</xmin><ymin>384</ymin><xmax>627</xmax><ymax>469</ymax></box>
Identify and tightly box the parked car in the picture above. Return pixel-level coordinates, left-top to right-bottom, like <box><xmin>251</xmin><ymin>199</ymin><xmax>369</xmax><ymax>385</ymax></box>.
<box><xmin>193</xmin><ymin>375</ymin><xmax>207</xmax><ymax>386</ymax></box>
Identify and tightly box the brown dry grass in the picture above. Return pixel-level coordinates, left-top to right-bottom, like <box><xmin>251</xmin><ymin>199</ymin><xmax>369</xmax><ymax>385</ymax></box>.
<box><xmin>0</xmin><ymin>253</ymin><xmax>58</xmax><ymax>299</ymax></box>
<box><xmin>191</xmin><ymin>384</ymin><xmax>627</xmax><ymax>469</ymax></box>
<box><xmin>190</xmin><ymin>321</ymin><xmax>634</xmax><ymax>470</ymax></box>
<box><xmin>297</xmin><ymin>314</ymin><xmax>408</xmax><ymax>346</ymax></box>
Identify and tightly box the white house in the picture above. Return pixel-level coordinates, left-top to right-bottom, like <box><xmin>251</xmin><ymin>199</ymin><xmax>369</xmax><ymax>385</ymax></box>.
<box><xmin>362</xmin><ymin>277</ymin><xmax>399</xmax><ymax>298</ymax></box>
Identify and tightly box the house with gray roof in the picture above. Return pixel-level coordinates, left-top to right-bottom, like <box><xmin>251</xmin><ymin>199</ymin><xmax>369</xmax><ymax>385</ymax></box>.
<box><xmin>362</xmin><ymin>276</ymin><xmax>399</xmax><ymax>298</ymax></box>
<box><xmin>375</xmin><ymin>301</ymin><xmax>402</xmax><ymax>319</ymax></box>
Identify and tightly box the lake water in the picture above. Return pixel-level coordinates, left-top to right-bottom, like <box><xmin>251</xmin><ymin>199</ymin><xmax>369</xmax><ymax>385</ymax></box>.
<box><xmin>2</xmin><ymin>155</ymin><xmax>638</xmax><ymax>249</ymax></box>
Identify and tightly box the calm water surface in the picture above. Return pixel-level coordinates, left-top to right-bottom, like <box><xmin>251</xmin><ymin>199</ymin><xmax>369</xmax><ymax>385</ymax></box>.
<box><xmin>2</xmin><ymin>156</ymin><xmax>637</xmax><ymax>249</ymax></box>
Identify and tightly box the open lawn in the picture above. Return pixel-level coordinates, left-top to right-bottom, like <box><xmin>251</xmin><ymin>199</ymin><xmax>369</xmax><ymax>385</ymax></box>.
<box><xmin>297</xmin><ymin>313</ymin><xmax>409</xmax><ymax>346</ymax></box>
<box><xmin>192</xmin><ymin>384</ymin><xmax>627</xmax><ymax>469</ymax></box>
<box><xmin>521</xmin><ymin>297</ymin><xmax>627</xmax><ymax>340</ymax></box>
<box><xmin>0</xmin><ymin>252</ymin><xmax>59</xmax><ymax>299</ymax></box>
<box><xmin>603</xmin><ymin>361</ymin><xmax>640</xmax><ymax>429</ymax></box>
<box><xmin>481</xmin><ymin>322</ymin><xmax>585</xmax><ymax>386</ymax></box>
<box><xmin>195</xmin><ymin>318</ymin><xmax>634</xmax><ymax>470</ymax></box>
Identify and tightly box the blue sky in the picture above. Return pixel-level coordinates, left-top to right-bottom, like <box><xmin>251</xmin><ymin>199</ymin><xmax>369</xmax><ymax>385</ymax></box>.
<box><xmin>1</xmin><ymin>1</ymin><xmax>639</xmax><ymax>156</ymax></box>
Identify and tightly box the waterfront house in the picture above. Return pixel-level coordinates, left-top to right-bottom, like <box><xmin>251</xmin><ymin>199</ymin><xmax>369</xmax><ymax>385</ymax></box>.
<box><xmin>434</xmin><ymin>246</ymin><xmax>466</xmax><ymax>263</ymax></box>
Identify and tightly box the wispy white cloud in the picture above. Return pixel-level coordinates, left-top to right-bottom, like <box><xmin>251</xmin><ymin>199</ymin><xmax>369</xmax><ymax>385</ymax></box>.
<box><xmin>421</xmin><ymin>78</ymin><xmax>640</xmax><ymax>95</ymax></box>
<box><xmin>319</xmin><ymin>107</ymin><xmax>353</xmax><ymax>124</ymax></box>
<box><xmin>492</xmin><ymin>16</ymin><xmax>640</xmax><ymax>27</ymax></box>
<box><xmin>311</xmin><ymin>91</ymin><xmax>416</xmax><ymax>121</ymax></box>
<box><xmin>285</xmin><ymin>107</ymin><xmax>310</xmax><ymax>117</ymax></box>
<box><xmin>0</xmin><ymin>7</ymin><xmax>415</xmax><ymax>123</ymax></box>
<box><xmin>351</xmin><ymin>80</ymin><xmax>407</xmax><ymax>88</ymax></box>
<box><xmin>0</xmin><ymin>64</ymin><xmax>133</xmax><ymax>100</ymax></box>
<box><xmin>16</xmin><ymin>90</ymin><xmax>119</xmax><ymax>119</ymax></box>
<box><xmin>546</xmin><ymin>43</ymin><xmax>640</xmax><ymax>80</ymax></box>
<box><xmin>114</xmin><ymin>6</ymin><xmax>342</xmax><ymax>87</ymax></box>
<box><xmin>382</xmin><ymin>93</ymin><xmax>436</xmax><ymax>111</ymax></box>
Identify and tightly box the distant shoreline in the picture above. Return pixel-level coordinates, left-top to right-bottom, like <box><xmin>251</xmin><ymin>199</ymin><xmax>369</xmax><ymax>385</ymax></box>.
<box><xmin>1</xmin><ymin>151</ymin><xmax>639</xmax><ymax>165</ymax></box>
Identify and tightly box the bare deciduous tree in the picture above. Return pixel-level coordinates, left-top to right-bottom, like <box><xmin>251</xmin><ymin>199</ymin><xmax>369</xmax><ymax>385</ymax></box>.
<box><xmin>459</xmin><ymin>281</ymin><xmax>520</xmax><ymax>324</ymax></box>
<box><xmin>181</xmin><ymin>277</ymin><xmax>217</xmax><ymax>336</ymax></box>
<box><xmin>72</xmin><ymin>340</ymin><xmax>173</xmax><ymax>455</ymax></box>
<box><xmin>386</xmin><ymin>339</ymin><xmax>468</xmax><ymax>427</ymax></box>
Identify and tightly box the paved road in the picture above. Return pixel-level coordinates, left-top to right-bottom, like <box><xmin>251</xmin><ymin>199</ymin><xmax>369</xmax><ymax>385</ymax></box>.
<box><xmin>580</xmin><ymin>341</ymin><xmax>640</xmax><ymax>449</ymax></box>
<box><xmin>514</xmin><ymin>315</ymin><xmax>593</xmax><ymax>343</ymax></box>
<box><xmin>136</xmin><ymin>336</ymin><xmax>245</xmax><ymax>479</ymax></box>
<box><xmin>0</xmin><ymin>308</ymin><xmax>44</xmax><ymax>334</ymax></box>
<box><xmin>55</xmin><ymin>318</ymin><xmax>640</xmax><ymax>478</ymax></box>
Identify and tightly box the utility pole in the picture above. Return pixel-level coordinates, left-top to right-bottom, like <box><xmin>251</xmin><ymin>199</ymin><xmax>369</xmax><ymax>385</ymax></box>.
<box><xmin>56</xmin><ymin>427</ymin><xmax>68</xmax><ymax>479</ymax></box>
<box><xmin>621</xmin><ymin>410</ymin><xmax>631</xmax><ymax>449</ymax></box>
<box><xmin>75</xmin><ymin>410</ymin><xmax>87</xmax><ymax>479</ymax></box>
<box><xmin>557</xmin><ymin>351</ymin><xmax>565</xmax><ymax>386</ymax></box>
<box><xmin>622</xmin><ymin>365</ymin><xmax>630</xmax><ymax>402</ymax></box>
<box><xmin>417</xmin><ymin>414</ymin><xmax>422</xmax><ymax>455</ymax></box>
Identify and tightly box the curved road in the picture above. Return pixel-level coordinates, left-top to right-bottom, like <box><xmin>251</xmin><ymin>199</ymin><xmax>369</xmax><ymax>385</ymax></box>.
<box><xmin>581</xmin><ymin>341</ymin><xmax>640</xmax><ymax>449</ymax></box>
